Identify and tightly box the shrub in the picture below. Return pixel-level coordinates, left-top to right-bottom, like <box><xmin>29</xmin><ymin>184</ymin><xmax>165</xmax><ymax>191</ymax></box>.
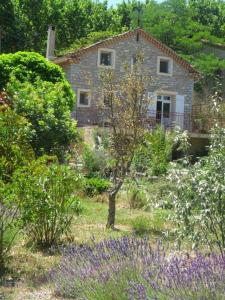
<box><xmin>7</xmin><ymin>79</ymin><xmax>77</xmax><ymax>159</ymax></box>
<box><xmin>84</xmin><ymin>177</ymin><xmax>110</xmax><ymax>197</ymax></box>
<box><xmin>52</xmin><ymin>237</ymin><xmax>225</xmax><ymax>299</ymax></box>
<box><xmin>170</xmin><ymin>125</ymin><xmax>225</xmax><ymax>254</ymax></box>
<box><xmin>131</xmin><ymin>216</ymin><xmax>150</xmax><ymax>235</ymax></box>
<box><xmin>0</xmin><ymin>107</ymin><xmax>34</xmax><ymax>181</ymax></box>
<box><xmin>82</xmin><ymin>145</ymin><xmax>110</xmax><ymax>178</ymax></box>
<box><xmin>127</xmin><ymin>187</ymin><xmax>147</xmax><ymax>209</ymax></box>
<box><xmin>133</xmin><ymin>126</ymin><xmax>175</xmax><ymax>176</ymax></box>
<box><xmin>0</xmin><ymin>182</ymin><xmax>20</xmax><ymax>275</ymax></box>
<box><xmin>14</xmin><ymin>157</ymin><xmax>83</xmax><ymax>248</ymax></box>
<box><xmin>0</xmin><ymin>52</ymin><xmax>70</xmax><ymax>91</ymax></box>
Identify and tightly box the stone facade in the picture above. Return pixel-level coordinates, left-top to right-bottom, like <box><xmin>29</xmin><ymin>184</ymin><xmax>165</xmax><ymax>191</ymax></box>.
<box><xmin>57</xmin><ymin>31</ymin><xmax>196</xmax><ymax>130</ymax></box>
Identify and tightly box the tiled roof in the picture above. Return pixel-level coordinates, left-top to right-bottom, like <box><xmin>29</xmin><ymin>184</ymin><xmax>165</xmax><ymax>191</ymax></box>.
<box><xmin>53</xmin><ymin>28</ymin><xmax>200</xmax><ymax>78</ymax></box>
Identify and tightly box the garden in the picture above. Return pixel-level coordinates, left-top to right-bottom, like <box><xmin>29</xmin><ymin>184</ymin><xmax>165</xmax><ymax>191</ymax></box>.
<box><xmin>0</xmin><ymin>52</ymin><xmax>225</xmax><ymax>300</ymax></box>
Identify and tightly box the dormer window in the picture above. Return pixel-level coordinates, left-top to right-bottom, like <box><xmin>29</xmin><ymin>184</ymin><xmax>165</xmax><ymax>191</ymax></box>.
<box><xmin>157</xmin><ymin>56</ymin><xmax>173</xmax><ymax>75</ymax></box>
<box><xmin>98</xmin><ymin>48</ymin><xmax>115</xmax><ymax>68</ymax></box>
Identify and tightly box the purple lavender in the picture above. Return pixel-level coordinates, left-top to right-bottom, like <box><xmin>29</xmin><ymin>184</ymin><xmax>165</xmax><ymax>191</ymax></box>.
<box><xmin>52</xmin><ymin>237</ymin><xmax>225</xmax><ymax>299</ymax></box>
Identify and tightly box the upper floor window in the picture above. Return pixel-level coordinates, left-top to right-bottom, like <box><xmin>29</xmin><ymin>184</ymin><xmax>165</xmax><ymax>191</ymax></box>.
<box><xmin>98</xmin><ymin>48</ymin><xmax>115</xmax><ymax>68</ymax></box>
<box><xmin>77</xmin><ymin>89</ymin><xmax>91</xmax><ymax>107</ymax></box>
<box><xmin>157</xmin><ymin>56</ymin><xmax>173</xmax><ymax>76</ymax></box>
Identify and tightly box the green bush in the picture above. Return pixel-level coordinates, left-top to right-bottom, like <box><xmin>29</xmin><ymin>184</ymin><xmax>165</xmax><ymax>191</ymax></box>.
<box><xmin>171</xmin><ymin>125</ymin><xmax>225</xmax><ymax>253</ymax></box>
<box><xmin>0</xmin><ymin>181</ymin><xmax>20</xmax><ymax>275</ymax></box>
<box><xmin>0</xmin><ymin>107</ymin><xmax>34</xmax><ymax>181</ymax></box>
<box><xmin>132</xmin><ymin>216</ymin><xmax>150</xmax><ymax>235</ymax></box>
<box><xmin>14</xmin><ymin>157</ymin><xmax>83</xmax><ymax>248</ymax></box>
<box><xmin>133</xmin><ymin>126</ymin><xmax>175</xmax><ymax>176</ymax></box>
<box><xmin>0</xmin><ymin>52</ymin><xmax>70</xmax><ymax>91</ymax></box>
<box><xmin>82</xmin><ymin>145</ymin><xmax>110</xmax><ymax>178</ymax></box>
<box><xmin>127</xmin><ymin>187</ymin><xmax>147</xmax><ymax>209</ymax></box>
<box><xmin>7</xmin><ymin>79</ymin><xmax>77</xmax><ymax>159</ymax></box>
<box><xmin>84</xmin><ymin>177</ymin><xmax>110</xmax><ymax>197</ymax></box>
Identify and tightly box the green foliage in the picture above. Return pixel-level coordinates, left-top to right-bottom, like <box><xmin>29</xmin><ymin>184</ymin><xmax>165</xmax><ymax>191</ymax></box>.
<box><xmin>7</xmin><ymin>79</ymin><xmax>77</xmax><ymax>158</ymax></box>
<box><xmin>133</xmin><ymin>126</ymin><xmax>175</xmax><ymax>176</ymax></box>
<box><xmin>127</xmin><ymin>186</ymin><xmax>147</xmax><ymax>209</ymax></box>
<box><xmin>170</xmin><ymin>125</ymin><xmax>225</xmax><ymax>254</ymax></box>
<box><xmin>84</xmin><ymin>177</ymin><xmax>110</xmax><ymax>197</ymax></box>
<box><xmin>82</xmin><ymin>145</ymin><xmax>110</xmax><ymax>178</ymax></box>
<box><xmin>14</xmin><ymin>157</ymin><xmax>83</xmax><ymax>248</ymax></box>
<box><xmin>0</xmin><ymin>181</ymin><xmax>20</xmax><ymax>274</ymax></box>
<box><xmin>0</xmin><ymin>107</ymin><xmax>34</xmax><ymax>181</ymax></box>
<box><xmin>132</xmin><ymin>216</ymin><xmax>150</xmax><ymax>235</ymax></box>
<box><xmin>0</xmin><ymin>52</ymin><xmax>69</xmax><ymax>90</ymax></box>
<box><xmin>57</xmin><ymin>31</ymin><xmax>118</xmax><ymax>56</ymax></box>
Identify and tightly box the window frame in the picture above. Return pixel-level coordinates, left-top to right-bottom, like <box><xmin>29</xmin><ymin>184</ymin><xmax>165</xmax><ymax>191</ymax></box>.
<box><xmin>157</xmin><ymin>56</ymin><xmax>173</xmax><ymax>76</ymax></box>
<box><xmin>77</xmin><ymin>88</ymin><xmax>91</xmax><ymax>108</ymax></box>
<box><xmin>97</xmin><ymin>48</ymin><xmax>116</xmax><ymax>69</ymax></box>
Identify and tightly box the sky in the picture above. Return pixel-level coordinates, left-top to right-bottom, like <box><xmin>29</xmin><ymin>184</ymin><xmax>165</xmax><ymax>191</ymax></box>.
<box><xmin>108</xmin><ymin>0</ymin><xmax>163</xmax><ymax>6</ymax></box>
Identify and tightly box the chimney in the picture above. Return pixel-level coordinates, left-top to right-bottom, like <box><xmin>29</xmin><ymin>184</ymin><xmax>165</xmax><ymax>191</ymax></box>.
<box><xmin>46</xmin><ymin>25</ymin><xmax>56</xmax><ymax>60</ymax></box>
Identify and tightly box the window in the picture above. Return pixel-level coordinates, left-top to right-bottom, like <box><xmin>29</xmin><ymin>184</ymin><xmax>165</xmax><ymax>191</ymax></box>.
<box><xmin>157</xmin><ymin>56</ymin><xmax>173</xmax><ymax>75</ymax></box>
<box><xmin>78</xmin><ymin>89</ymin><xmax>91</xmax><ymax>107</ymax></box>
<box><xmin>98</xmin><ymin>48</ymin><xmax>115</xmax><ymax>68</ymax></box>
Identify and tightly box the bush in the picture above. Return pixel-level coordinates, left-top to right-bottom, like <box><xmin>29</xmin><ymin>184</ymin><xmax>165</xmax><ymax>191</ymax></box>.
<box><xmin>127</xmin><ymin>187</ymin><xmax>147</xmax><ymax>209</ymax></box>
<box><xmin>0</xmin><ymin>107</ymin><xmax>34</xmax><ymax>181</ymax></box>
<box><xmin>0</xmin><ymin>182</ymin><xmax>20</xmax><ymax>275</ymax></box>
<box><xmin>170</xmin><ymin>125</ymin><xmax>225</xmax><ymax>254</ymax></box>
<box><xmin>0</xmin><ymin>52</ymin><xmax>70</xmax><ymax>92</ymax></box>
<box><xmin>84</xmin><ymin>177</ymin><xmax>110</xmax><ymax>197</ymax></box>
<box><xmin>133</xmin><ymin>126</ymin><xmax>175</xmax><ymax>176</ymax></box>
<box><xmin>82</xmin><ymin>145</ymin><xmax>110</xmax><ymax>178</ymax></box>
<box><xmin>52</xmin><ymin>237</ymin><xmax>225</xmax><ymax>299</ymax></box>
<box><xmin>131</xmin><ymin>216</ymin><xmax>150</xmax><ymax>235</ymax></box>
<box><xmin>7</xmin><ymin>79</ymin><xmax>77</xmax><ymax>159</ymax></box>
<box><xmin>14</xmin><ymin>157</ymin><xmax>83</xmax><ymax>248</ymax></box>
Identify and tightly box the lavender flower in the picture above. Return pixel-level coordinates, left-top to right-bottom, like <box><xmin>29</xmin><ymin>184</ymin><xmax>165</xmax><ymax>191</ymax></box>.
<box><xmin>52</xmin><ymin>237</ymin><xmax>225</xmax><ymax>299</ymax></box>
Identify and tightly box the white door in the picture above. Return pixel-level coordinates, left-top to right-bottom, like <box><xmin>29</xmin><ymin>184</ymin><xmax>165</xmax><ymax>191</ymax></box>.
<box><xmin>175</xmin><ymin>95</ymin><xmax>185</xmax><ymax>129</ymax></box>
<box><xmin>156</xmin><ymin>95</ymin><xmax>171</xmax><ymax>127</ymax></box>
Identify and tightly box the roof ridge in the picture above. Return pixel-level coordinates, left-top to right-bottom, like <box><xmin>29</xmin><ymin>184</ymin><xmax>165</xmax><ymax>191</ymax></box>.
<box><xmin>54</xmin><ymin>28</ymin><xmax>200</xmax><ymax>78</ymax></box>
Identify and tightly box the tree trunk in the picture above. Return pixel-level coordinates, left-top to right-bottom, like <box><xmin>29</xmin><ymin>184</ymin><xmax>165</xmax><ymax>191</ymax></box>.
<box><xmin>106</xmin><ymin>192</ymin><xmax>116</xmax><ymax>229</ymax></box>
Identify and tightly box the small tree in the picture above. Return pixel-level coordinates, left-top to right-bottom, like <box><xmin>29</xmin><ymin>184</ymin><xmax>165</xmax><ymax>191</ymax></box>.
<box><xmin>100</xmin><ymin>55</ymin><xmax>151</xmax><ymax>228</ymax></box>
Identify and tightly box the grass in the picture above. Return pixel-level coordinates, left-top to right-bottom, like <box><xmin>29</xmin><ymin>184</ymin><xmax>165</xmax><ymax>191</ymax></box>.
<box><xmin>0</xmin><ymin>192</ymin><xmax>172</xmax><ymax>299</ymax></box>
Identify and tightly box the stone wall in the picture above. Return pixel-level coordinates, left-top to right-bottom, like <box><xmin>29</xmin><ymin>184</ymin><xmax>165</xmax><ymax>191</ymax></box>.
<box><xmin>62</xmin><ymin>35</ymin><xmax>194</xmax><ymax>129</ymax></box>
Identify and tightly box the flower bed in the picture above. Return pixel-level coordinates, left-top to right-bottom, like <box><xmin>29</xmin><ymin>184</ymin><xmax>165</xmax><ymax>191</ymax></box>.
<box><xmin>52</xmin><ymin>237</ymin><xmax>225</xmax><ymax>299</ymax></box>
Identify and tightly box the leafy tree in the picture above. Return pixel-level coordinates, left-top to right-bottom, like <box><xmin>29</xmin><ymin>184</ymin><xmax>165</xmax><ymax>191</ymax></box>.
<box><xmin>7</xmin><ymin>79</ymin><xmax>77</xmax><ymax>158</ymax></box>
<box><xmin>0</xmin><ymin>0</ymin><xmax>16</xmax><ymax>53</ymax></box>
<box><xmin>100</xmin><ymin>54</ymin><xmax>151</xmax><ymax>228</ymax></box>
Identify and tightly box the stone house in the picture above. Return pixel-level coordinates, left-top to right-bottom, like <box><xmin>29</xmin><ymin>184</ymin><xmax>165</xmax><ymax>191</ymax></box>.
<box><xmin>53</xmin><ymin>28</ymin><xmax>199</xmax><ymax>131</ymax></box>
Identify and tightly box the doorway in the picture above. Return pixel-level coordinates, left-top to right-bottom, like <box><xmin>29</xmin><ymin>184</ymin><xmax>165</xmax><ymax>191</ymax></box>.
<box><xmin>156</xmin><ymin>95</ymin><xmax>171</xmax><ymax>126</ymax></box>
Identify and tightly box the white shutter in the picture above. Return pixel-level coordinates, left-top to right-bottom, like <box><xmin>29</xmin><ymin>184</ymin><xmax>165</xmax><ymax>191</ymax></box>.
<box><xmin>147</xmin><ymin>92</ymin><xmax>157</xmax><ymax>117</ymax></box>
<box><xmin>175</xmin><ymin>95</ymin><xmax>185</xmax><ymax>129</ymax></box>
